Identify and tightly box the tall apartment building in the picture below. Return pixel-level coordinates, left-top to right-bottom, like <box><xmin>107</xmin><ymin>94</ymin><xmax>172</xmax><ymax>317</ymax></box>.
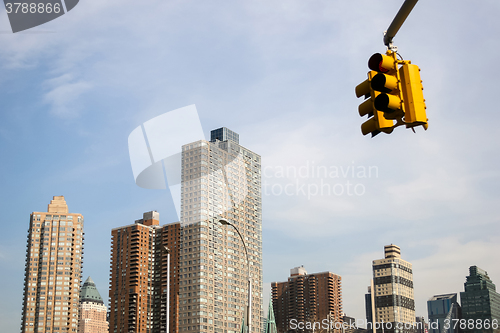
<box><xmin>366</xmin><ymin>245</ymin><xmax>415</xmax><ymax>333</ymax></box>
<box><xmin>271</xmin><ymin>266</ymin><xmax>343</xmax><ymax>333</ymax></box>
<box><xmin>177</xmin><ymin>127</ymin><xmax>263</xmax><ymax>333</ymax></box>
<box><xmin>108</xmin><ymin>211</ymin><xmax>181</xmax><ymax>333</ymax></box>
<box><xmin>78</xmin><ymin>276</ymin><xmax>108</xmax><ymax>333</ymax></box>
<box><xmin>20</xmin><ymin>196</ymin><xmax>85</xmax><ymax>333</ymax></box>
<box><xmin>460</xmin><ymin>266</ymin><xmax>500</xmax><ymax>333</ymax></box>
<box><xmin>427</xmin><ymin>294</ymin><xmax>460</xmax><ymax>333</ymax></box>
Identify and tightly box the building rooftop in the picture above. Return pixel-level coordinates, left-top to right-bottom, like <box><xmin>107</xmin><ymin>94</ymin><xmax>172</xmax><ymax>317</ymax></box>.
<box><xmin>80</xmin><ymin>276</ymin><xmax>104</xmax><ymax>304</ymax></box>
<box><xmin>47</xmin><ymin>195</ymin><xmax>69</xmax><ymax>213</ymax></box>
<box><xmin>428</xmin><ymin>293</ymin><xmax>457</xmax><ymax>301</ymax></box>
<box><xmin>210</xmin><ymin>127</ymin><xmax>239</xmax><ymax>144</ymax></box>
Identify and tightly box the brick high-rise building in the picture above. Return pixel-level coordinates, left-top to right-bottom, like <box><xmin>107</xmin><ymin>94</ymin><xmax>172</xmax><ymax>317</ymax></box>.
<box><xmin>367</xmin><ymin>245</ymin><xmax>415</xmax><ymax>333</ymax></box>
<box><xmin>177</xmin><ymin>127</ymin><xmax>263</xmax><ymax>333</ymax></box>
<box><xmin>78</xmin><ymin>276</ymin><xmax>108</xmax><ymax>333</ymax></box>
<box><xmin>271</xmin><ymin>266</ymin><xmax>343</xmax><ymax>333</ymax></box>
<box><xmin>20</xmin><ymin>196</ymin><xmax>85</xmax><ymax>333</ymax></box>
<box><xmin>108</xmin><ymin>211</ymin><xmax>181</xmax><ymax>333</ymax></box>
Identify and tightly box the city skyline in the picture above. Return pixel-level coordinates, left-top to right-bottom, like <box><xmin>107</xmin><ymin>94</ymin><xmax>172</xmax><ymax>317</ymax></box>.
<box><xmin>11</xmin><ymin>194</ymin><xmax>500</xmax><ymax>332</ymax></box>
<box><xmin>1</xmin><ymin>1</ymin><xmax>500</xmax><ymax>331</ymax></box>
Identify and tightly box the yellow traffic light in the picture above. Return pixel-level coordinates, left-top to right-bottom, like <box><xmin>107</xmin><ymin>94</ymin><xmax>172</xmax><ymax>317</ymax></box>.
<box><xmin>399</xmin><ymin>63</ymin><xmax>428</xmax><ymax>129</ymax></box>
<box><xmin>355</xmin><ymin>71</ymin><xmax>394</xmax><ymax>137</ymax></box>
<box><xmin>355</xmin><ymin>50</ymin><xmax>428</xmax><ymax>136</ymax></box>
<box><xmin>369</xmin><ymin>52</ymin><xmax>404</xmax><ymax>119</ymax></box>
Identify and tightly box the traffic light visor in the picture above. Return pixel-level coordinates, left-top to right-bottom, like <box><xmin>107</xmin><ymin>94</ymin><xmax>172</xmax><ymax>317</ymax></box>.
<box><xmin>374</xmin><ymin>93</ymin><xmax>401</xmax><ymax>113</ymax></box>
<box><xmin>371</xmin><ymin>73</ymin><xmax>398</xmax><ymax>94</ymax></box>
<box><xmin>355</xmin><ymin>78</ymin><xmax>371</xmax><ymax>98</ymax></box>
<box><xmin>368</xmin><ymin>53</ymin><xmax>395</xmax><ymax>73</ymax></box>
<box><xmin>358</xmin><ymin>98</ymin><xmax>374</xmax><ymax>117</ymax></box>
<box><xmin>361</xmin><ymin>118</ymin><xmax>380</xmax><ymax>137</ymax></box>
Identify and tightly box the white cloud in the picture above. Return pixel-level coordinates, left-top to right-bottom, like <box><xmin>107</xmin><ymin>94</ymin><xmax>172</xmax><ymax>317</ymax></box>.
<box><xmin>43</xmin><ymin>73</ymin><xmax>91</xmax><ymax>118</ymax></box>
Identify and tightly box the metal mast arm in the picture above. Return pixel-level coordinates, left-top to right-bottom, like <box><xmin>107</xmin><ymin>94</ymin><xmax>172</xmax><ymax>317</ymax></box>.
<box><xmin>384</xmin><ymin>0</ymin><xmax>419</xmax><ymax>49</ymax></box>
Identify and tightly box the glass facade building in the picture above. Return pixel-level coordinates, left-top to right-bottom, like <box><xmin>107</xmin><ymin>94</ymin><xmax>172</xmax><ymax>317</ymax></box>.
<box><xmin>427</xmin><ymin>294</ymin><xmax>460</xmax><ymax>333</ymax></box>
<box><xmin>460</xmin><ymin>266</ymin><xmax>500</xmax><ymax>333</ymax></box>
<box><xmin>209</xmin><ymin>127</ymin><xmax>240</xmax><ymax>145</ymax></box>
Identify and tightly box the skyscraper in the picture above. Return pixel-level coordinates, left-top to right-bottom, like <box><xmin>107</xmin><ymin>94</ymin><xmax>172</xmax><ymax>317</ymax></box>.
<box><xmin>427</xmin><ymin>294</ymin><xmax>460</xmax><ymax>333</ymax></box>
<box><xmin>271</xmin><ymin>266</ymin><xmax>343</xmax><ymax>333</ymax></box>
<box><xmin>460</xmin><ymin>266</ymin><xmax>500</xmax><ymax>333</ymax></box>
<box><xmin>78</xmin><ymin>276</ymin><xmax>108</xmax><ymax>333</ymax></box>
<box><xmin>108</xmin><ymin>211</ymin><xmax>181</xmax><ymax>333</ymax></box>
<box><xmin>368</xmin><ymin>245</ymin><xmax>415</xmax><ymax>333</ymax></box>
<box><xmin>177</xmin><ymin>127</ymin><xmax>263</xmax><ymax>333</ymax></box>
<box><xmin>20</xmin><ymin>196</ymin><xmax>85</xmax><ymax>333</ymax></box>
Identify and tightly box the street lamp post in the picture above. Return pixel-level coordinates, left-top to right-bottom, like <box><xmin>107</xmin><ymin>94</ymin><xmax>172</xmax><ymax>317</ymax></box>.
<box><xmin>164</xmin><ymin>246</ymin><xmax>171</xmax><ymax>333</ymax></box>
<box><xmin>219</xmin><ymin>218</ymin><xmax>252</xmax><ymax>333</ymax></box>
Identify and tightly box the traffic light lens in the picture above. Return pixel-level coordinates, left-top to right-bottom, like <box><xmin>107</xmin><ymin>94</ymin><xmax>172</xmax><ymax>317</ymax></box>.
<box><xmin>374</xmin><ymin>94</ymin><xmax>389</xmax><ymax>111</ymax></box>
<box><xmin>371</xmin><ymin>73</ymin><xmax>398</xmax><ymax>93</ymax></box>
<box><xmin>374</xmin><ymin>94</ymin><xmax>401</xmax><ymax>113</ymax></box>
<box><xmin>368</xmin><ymin>54</ymin><xmax>387</xmax><ymax>72</ymax></box>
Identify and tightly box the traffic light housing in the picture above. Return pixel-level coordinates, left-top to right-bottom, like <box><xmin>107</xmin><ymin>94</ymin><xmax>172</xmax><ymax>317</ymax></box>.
<box><xmin>399</xmin><ymin>63</ymin><xmax>428</xmax><ymax>129</ymax></box>
<box><xmin>356</xmin><ymin>50</ymin><xmax>428</xmax><ymax>136</ymax></box>
<box><xmin>355</xmin><ymin>71</ymin><xmax>394</xmax><ymax>137</ymax></box>
<box><xmin>369</xmin><ymin>52</ymin><xmax>404</xmax><ymax>120</ymax></box>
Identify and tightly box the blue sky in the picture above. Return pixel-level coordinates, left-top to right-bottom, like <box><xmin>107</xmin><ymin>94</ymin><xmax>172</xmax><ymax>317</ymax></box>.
<box><xmin>1</xmin><ymin>0</ymin><xmax>500</xmax><ymax>331</ymax></box>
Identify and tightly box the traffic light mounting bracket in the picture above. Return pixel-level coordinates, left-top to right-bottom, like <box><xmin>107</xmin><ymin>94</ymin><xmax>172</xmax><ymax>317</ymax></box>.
<box><xmin>383</xmin><ymin>0</ymin><xmax>419</xmax><ymax>51</ymax></box>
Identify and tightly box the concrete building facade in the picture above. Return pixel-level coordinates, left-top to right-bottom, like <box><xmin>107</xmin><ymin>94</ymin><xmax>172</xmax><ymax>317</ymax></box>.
<box><xmin>20</xmin><ymin>196</ymin><xmax>85</xmax><ymax>333</ymax></box>
<box><xmin>271</xmin><ymin>266</ymin><xmax>343</xmax><ymax>333</ymax></box>
<box><xmin>177</xmin><ymin>127</ymin><xmax>263</xmax><ymax>333</ymax></box>
<box><xmin>367</xmin><ymin>245</ymin><xmax>415</xmax><ymax>333</ymax></box>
